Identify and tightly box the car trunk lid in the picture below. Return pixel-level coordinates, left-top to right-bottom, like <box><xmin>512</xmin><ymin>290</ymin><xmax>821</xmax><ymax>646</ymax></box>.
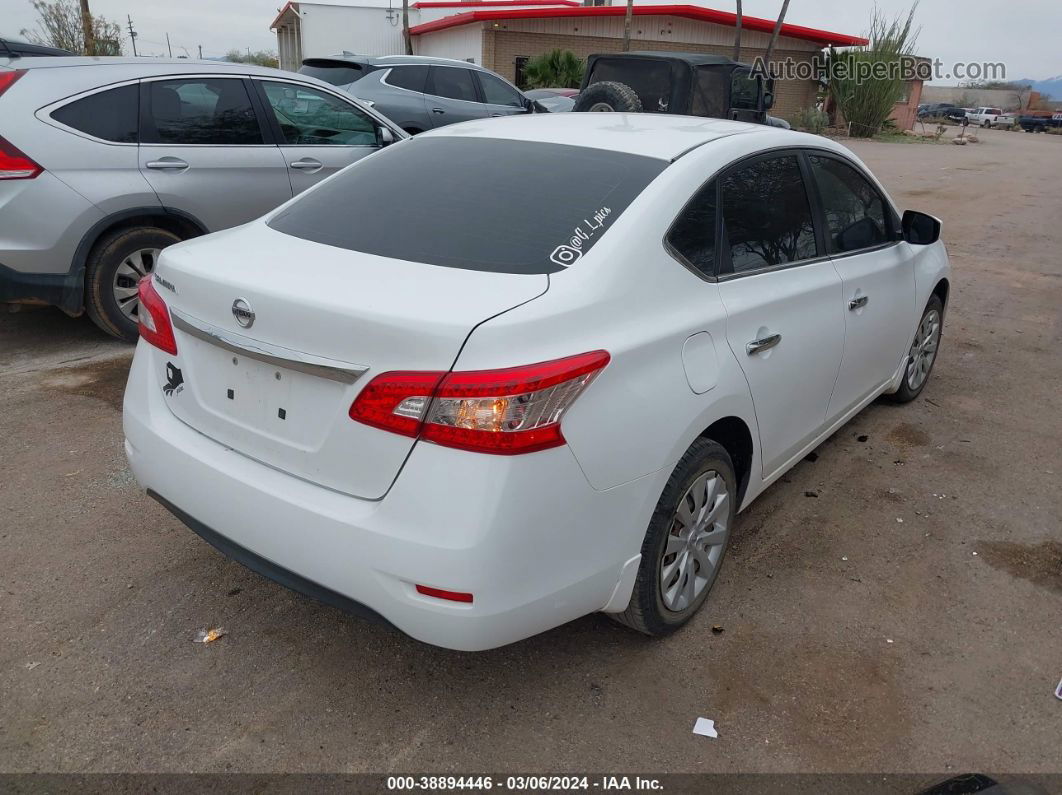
<box><xmin>152</xmin><ymin>223</ymin><xmax>548</xmax><ymax>499</ymax></box>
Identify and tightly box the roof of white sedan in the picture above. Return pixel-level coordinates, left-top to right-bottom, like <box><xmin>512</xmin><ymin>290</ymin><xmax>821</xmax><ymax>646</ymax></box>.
<box><xmin>422</xmin><ymin>112</ymin><xmax>785</xmax><ymax>161</ymax></box>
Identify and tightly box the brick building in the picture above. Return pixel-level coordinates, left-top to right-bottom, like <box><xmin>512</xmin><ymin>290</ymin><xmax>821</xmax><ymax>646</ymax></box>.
<box><xmin>273</xmin><ymin>2</ymin><xmax>866</xmax><ymax>120</ymax></box>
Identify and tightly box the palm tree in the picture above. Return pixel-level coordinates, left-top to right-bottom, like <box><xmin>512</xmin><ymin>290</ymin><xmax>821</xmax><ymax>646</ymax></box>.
<box><xmin>524</xmin><ymin>49</ymin><xmax>585</xmax><ymax>89</ymax></box>
<box><xmin>733</xmin><ymin>0</ymin><xmax>742</xmax><ymax>61</ymax></box>
<box><xmin>623</xmin><ymin>0</ymin><xmax>634</xmax><ymax>52</ymax></box>
<box><xmin>762</xmin><ymin>0</ymin><xmax>791</xmax><ymax>69</ymax></box>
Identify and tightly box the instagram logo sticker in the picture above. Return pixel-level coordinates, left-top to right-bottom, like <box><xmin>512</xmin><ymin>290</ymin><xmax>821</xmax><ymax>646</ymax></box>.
<box><xmin>549</xmin><ymin>245</ymin><xmax>583</xmax><ymax>267</ymax></box>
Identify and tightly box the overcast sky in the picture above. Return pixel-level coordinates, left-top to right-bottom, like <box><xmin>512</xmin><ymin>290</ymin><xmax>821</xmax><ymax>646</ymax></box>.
<box><xmin>5</xmin><ymin>0</ymin><xmax>1060</xmax><ymax>82</ymax></box>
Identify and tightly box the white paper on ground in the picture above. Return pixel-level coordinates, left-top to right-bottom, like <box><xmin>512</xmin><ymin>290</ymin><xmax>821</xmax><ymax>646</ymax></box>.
<box><xmin>692</xmin><ymin>717</ymin><xmax>718</xmax><ymax>738</ymax></box>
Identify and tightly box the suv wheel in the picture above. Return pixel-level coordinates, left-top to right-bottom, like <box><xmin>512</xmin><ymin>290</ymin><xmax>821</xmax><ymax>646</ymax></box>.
<box><xmin>85</xmin><ymin>226</ymin><xmax>181</xmax><ymax>342</ymax></box>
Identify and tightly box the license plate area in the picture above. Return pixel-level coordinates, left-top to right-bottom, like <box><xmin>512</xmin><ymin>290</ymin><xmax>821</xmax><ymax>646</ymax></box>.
<box><xmin>177</xmin><ymin>333</ymin><xmax>351</xmax><ymax>452</ymax></box>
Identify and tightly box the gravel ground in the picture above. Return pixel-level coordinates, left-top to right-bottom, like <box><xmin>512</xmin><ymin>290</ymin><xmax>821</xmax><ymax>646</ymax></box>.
<box><xmin>1</xmin><ymin>127</ymin><xmax>1060</xmax><ymax>775</ymax></box>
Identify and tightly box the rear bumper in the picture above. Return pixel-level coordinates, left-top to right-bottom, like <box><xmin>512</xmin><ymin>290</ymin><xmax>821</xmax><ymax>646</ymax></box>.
<box><xmin>123</xmin><ymin>344</ymin><xmax>660</xmax><ymax>650</ymax></box>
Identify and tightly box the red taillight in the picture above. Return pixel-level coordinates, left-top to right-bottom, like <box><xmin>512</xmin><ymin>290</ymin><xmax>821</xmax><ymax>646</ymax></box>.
<box><xmin>349</xmin><ymin>350</ymin><xmax>610</xmax><ymax>455</ymax></box>
<box><xmin>0</xmin><ymin>72</ymin><xmax>41</xmax><ymax>181</ymax></box>
<box><xmin>415</xmin><ymin>585</ymin><xmax>473</xmax><ymax>603</ymax></box>
<box><xmin>137</xmin><ymin>277</ymin><xmax>177</xmax><ymax>355</ymax></box>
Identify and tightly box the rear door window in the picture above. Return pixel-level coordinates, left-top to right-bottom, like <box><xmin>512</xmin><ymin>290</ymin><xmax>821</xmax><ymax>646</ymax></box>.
<box><xmin>720</xmin><ymin>155</ymin><xmax>818</xmax><ymax>274</ymax></box>
<box><xmin>385</xmin><ymin>65</ymin><xmax>428</xmax><ymax>93</ymax></box>
<box><xmin>429</xmin><ymin>67</ymin><xmax>479</xmax><ymax>102</ymax></box>
<box><xmin>268</xmin><ymin>137</ymin><xmax>666</xmax><ymax>274</ymax></box>
<box><xmin>52</xmin><ymin>84</ymin><xmax>139</xmax><ymax>143</ymax></box>
<box><xmin>141</xmin><ymin>78</ymin><xmax>264</xmax><ymax>145</ymax></box>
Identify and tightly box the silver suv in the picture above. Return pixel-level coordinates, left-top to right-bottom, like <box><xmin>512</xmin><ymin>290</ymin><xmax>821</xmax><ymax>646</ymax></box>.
<box><xmin>0</xmin><ymin>57</ymin><xmax>405</xmax><ymax>340</ymax></box>
<box><xmin>299</xmin><ymin>55</ymin><xmax>540</xmax><ymax>134</ymax></box>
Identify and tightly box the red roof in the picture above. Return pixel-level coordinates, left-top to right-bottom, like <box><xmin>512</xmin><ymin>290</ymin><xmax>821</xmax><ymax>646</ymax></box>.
<box><xmin>415</xmin><ymin>1</ymin><xmax>580</xmax><ymax>7</ymax></box>
<box><xmin>410</xmin><ymin>4</ymin><xmax>868</xmax><ymax>47</ymax></box>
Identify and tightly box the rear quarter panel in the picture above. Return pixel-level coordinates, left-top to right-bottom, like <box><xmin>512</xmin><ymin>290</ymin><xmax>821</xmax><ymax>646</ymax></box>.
<box><xmin>452</xmin><ymin>135</ymin><xmax>766</xmax><ymax>495</ymax></box>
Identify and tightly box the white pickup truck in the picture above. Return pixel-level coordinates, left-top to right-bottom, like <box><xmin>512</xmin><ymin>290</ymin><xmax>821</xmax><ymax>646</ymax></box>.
<box><xmin>966</xmin><ymin>107</ymin><xmax>1015</xmax><ymax>128</ymax></box>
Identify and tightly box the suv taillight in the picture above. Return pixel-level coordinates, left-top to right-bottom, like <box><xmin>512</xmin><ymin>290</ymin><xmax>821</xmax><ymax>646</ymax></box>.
<box><xmin>137</xmin><ymin>277</ymin><xmax>177</xmax><ymax>355</ymax></box>
<box><xmin>349</xmin><ymin>351</ymin><xmax>610</xmax><ymax>455</ymax></box>
<box><xmin>0</xmin><ymin>71</ymin><xmax>40</xmax><ymax>181</ymax></box>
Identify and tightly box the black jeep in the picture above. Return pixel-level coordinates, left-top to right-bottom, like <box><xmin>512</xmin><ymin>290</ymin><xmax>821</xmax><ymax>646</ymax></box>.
<box><xmin>573</xmin><ymin>51</ymin><xmax>775</xmax><ymax>124</ymax></box>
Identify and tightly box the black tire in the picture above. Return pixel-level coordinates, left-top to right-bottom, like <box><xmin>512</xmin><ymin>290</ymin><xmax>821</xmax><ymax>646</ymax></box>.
<box><xmin>884</xmin><ymin>295</ymin><xmax>944</xmax><ymax>404</ymax></box>
<box><xmin>613</xmin><ymin>438</ymin><xmax>737</xmax><ymax>637</ymax></box>
<box><xmin>85</xmin><ymin>226</ymin><xmax>181</xmax><ymax>342</ymax></box>
<box><xmin>572</xmin><ymin>81</ymin><xmax>643</xmax><ymax>113</ymax></box>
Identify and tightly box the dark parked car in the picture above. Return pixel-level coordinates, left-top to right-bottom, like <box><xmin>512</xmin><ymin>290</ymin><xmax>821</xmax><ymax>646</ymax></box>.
<box><xmin>1018</xmin><ymin>113</ymin><xmax>1062</xmax><ymax>132</ymax></box>
<box><xmin>0</xmin><ymin>38</ymin><xmax>73</xmax><ymax>58</ymax></box>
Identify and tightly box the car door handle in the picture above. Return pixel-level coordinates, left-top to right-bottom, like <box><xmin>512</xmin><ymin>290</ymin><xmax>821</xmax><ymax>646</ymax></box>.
<box><xmin>746</xmin><ymin>333</ymin><xmax>782</xmax><ymax>356</ymax></box>
<box><xmin>490</xmin><ymin>113</ymin><xmax>504</xmax><ymax>117</ymax></box>
<box><xmin>848</xmin><ymin>295</ymin><xmax>870</xmax><ymax>310</ymax></box>
<box><xmin>289</xmin><ymin>158</ymin><xmax>323</xmax><ymax>172</ymax></box>
<box><xmin>431</xmin><ymin>107</ymin><xmax>445</xmax><ymax>114</ymax></box>
<box><xmin>145</xmin><ymin>158</ymin><xmax>188</xmax><ymax>170</ymax></box>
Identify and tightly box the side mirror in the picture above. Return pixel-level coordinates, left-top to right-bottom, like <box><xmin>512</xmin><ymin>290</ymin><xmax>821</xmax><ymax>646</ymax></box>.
<box><xmin>901</xmin><ymin>210</ymin><xmax>941</xmax><ymax>245</ymax></box>
<box><xmin>377</xmin><ymin>127</ymin><xmax>395</xmax><ymax>147</ymax></box>
<box><xmin>762</xmin><ymin>91</ymin><xmax>774</xmax><ymax>110</ymax></box>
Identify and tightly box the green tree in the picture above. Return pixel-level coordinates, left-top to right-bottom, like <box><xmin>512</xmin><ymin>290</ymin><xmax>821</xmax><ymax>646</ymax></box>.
<box><xmin>827</xmin><ymin>5</ymin><xmax>919</xmax><ymax>137</ymax></box>
<box><xmin>20</xmin><ymin>0</ymin><xmax>122</xmax><ymax>56</ymax></box>
<box><xmin>523</xmin><ymin>49</ymin><xmax>585</xmax><ymax>90</ymax></box>
<box><xmin>225</xmin><ymin>49</ymin><xmax>279</xmax><ymax>68</ymax></box>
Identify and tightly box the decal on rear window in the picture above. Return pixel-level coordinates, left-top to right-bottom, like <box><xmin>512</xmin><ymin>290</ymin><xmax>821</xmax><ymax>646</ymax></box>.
<box><xmin>549</xmin><ymin>206</ymin><xmax>613</xmax><ymax>267</ymax></box>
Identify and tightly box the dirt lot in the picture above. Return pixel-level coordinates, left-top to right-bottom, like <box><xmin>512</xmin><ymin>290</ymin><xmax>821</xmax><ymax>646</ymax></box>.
<box><xmin>1</xmin><ymin>128</ymin><xmax>1060</xmax><ymax>776</ymax></box>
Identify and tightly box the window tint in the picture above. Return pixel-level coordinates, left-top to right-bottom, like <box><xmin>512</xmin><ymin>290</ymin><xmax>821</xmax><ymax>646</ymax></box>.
<box><xmin>386</xmin><ymin>65</ymin><xmax>428</xmax><ymax>93</ymax></box>
<box><xmin>298</xmin><ymin>62</ymin><xmax>364</xmax><ymax>86</ymax></box>
<box><xmin>477</xmin><ymin>72</ymin><xmax>523</xmax><ymax>107</ymax></box>
<box><xmin>268</xmin><ymin>137</ymin><xmax>666</xmax><ymax>274</ymax></box>
<box><xmin>667</xmin><ymin>180</ymin><xmax>717</xmax><ymax>276</ymax></box>
<box><xmin>721</xmin><ymin>155</ymin><xmax>817</xmax><ymax>274</ymax></box>
<box><xmin>142</xmin><ymin>78</ymin><xmax>263</xmax><ymax>145</ymax></box>
<box><xmin>808</xmin><ymin>155</ymin><xmax>889</xmax><ymax>254</ymax></box>
<box><xmin>430</xmin><ymin>67</ymin><xmax>478</xmax><ymax>102</ymax></box>
<box><xmin>52</xmin><ymin>84</ymin><xmax>138</xmax><ymax>143</ymax></box>
<box><xmin>261</xmin><ymin>82</ymin><xmax>377</xmax><ymax>146</ymax></box>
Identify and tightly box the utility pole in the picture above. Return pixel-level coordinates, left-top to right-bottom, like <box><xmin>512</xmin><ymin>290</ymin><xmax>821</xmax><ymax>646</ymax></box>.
<box><xmin>126</xmin><ymin>15</ymin><xmax>138</xmax><ymax>57</ymax></box>
<box><xmin>622</xmin><ymin>0</ymin><xmax>633</xmax><ymax>51</ymax></box>
<box><xmin>79</xmin><ymin>0</ymin><xmax>94</xmax><ymax>56</ymax></box>
<box><xmin>166</xmin><ymin>33</ymin><xmax>172</xmax><ymax>58</ymax></box>
<box><xmin>198</xmin><ymin>44</ymin><xmax>203</xmax><ymax>59</ymax></box>
<box><xmin>733</xmin><ymin>0</ymin><xmax>742</xmax><ymax>61</ymax></box>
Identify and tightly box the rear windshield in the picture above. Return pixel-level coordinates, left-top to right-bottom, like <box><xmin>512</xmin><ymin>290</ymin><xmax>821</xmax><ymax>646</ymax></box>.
<box><xmin>298</xmin><ymin>61</ymin><xmax>365</xmax><ymax>86</ymax></box>
<box><xmin>268</xmin><ymin>137</ymin><xmax>666</xmax><ymax>274</ymax></box>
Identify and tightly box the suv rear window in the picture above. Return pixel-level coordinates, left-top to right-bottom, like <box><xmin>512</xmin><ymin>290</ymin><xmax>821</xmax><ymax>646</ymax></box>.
<box><xmin>588</xmin><ymin>58</ymin><xmax>672</xmax><ymax>112</ymax></box>
<box><xmin>51</xmin><ymin>84</ymin><xmax>138</xmax><ymax>143</ymax></box>
<box><xmin>268</xmin><ymin>137</ymin><xmax>666</xmax><ymax>274</ymax></box>
<box><xmin>299</xmin><ymin>61</ymin><xmax>365</xmax><ymax>86</ymax></box>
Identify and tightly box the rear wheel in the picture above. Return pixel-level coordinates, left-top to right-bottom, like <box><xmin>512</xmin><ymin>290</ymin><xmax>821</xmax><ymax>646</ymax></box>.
<box><xmin>572</xmin><ymin>81</ymin><xmax>643</xmax><ymax>113</ymax></box>
<box><xmin>613</xmin><ymin>438</ymin><xmax>736</xmax><ymax>636</ymax></box>
<box><xmin>85</xmin><ymin>226</ymin><xmax>181</xmax><ymax>342</ymax></box>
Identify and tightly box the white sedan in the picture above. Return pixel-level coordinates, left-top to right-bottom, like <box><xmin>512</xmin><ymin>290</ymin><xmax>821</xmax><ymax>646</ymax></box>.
<box><xmin>123</xmin><ymin>114</ymin><xmax>949</xmax><ymax>650</ymax></box>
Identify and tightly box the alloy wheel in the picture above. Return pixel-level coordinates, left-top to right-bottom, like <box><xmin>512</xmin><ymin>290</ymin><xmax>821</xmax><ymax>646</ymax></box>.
<box><xmin>906</xmin><ymin>308</ymin><xmax>941</xmax><ymax>391</ymax></box>
<box><xmin>112</xmin><ymin>248</ymin><xmax>162</xmax><ymax>321</ymax></box>
<box><xmin>660</xmin><ymin>470</ymin><xmax>730</xmax><ymax>612</ymax></box>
